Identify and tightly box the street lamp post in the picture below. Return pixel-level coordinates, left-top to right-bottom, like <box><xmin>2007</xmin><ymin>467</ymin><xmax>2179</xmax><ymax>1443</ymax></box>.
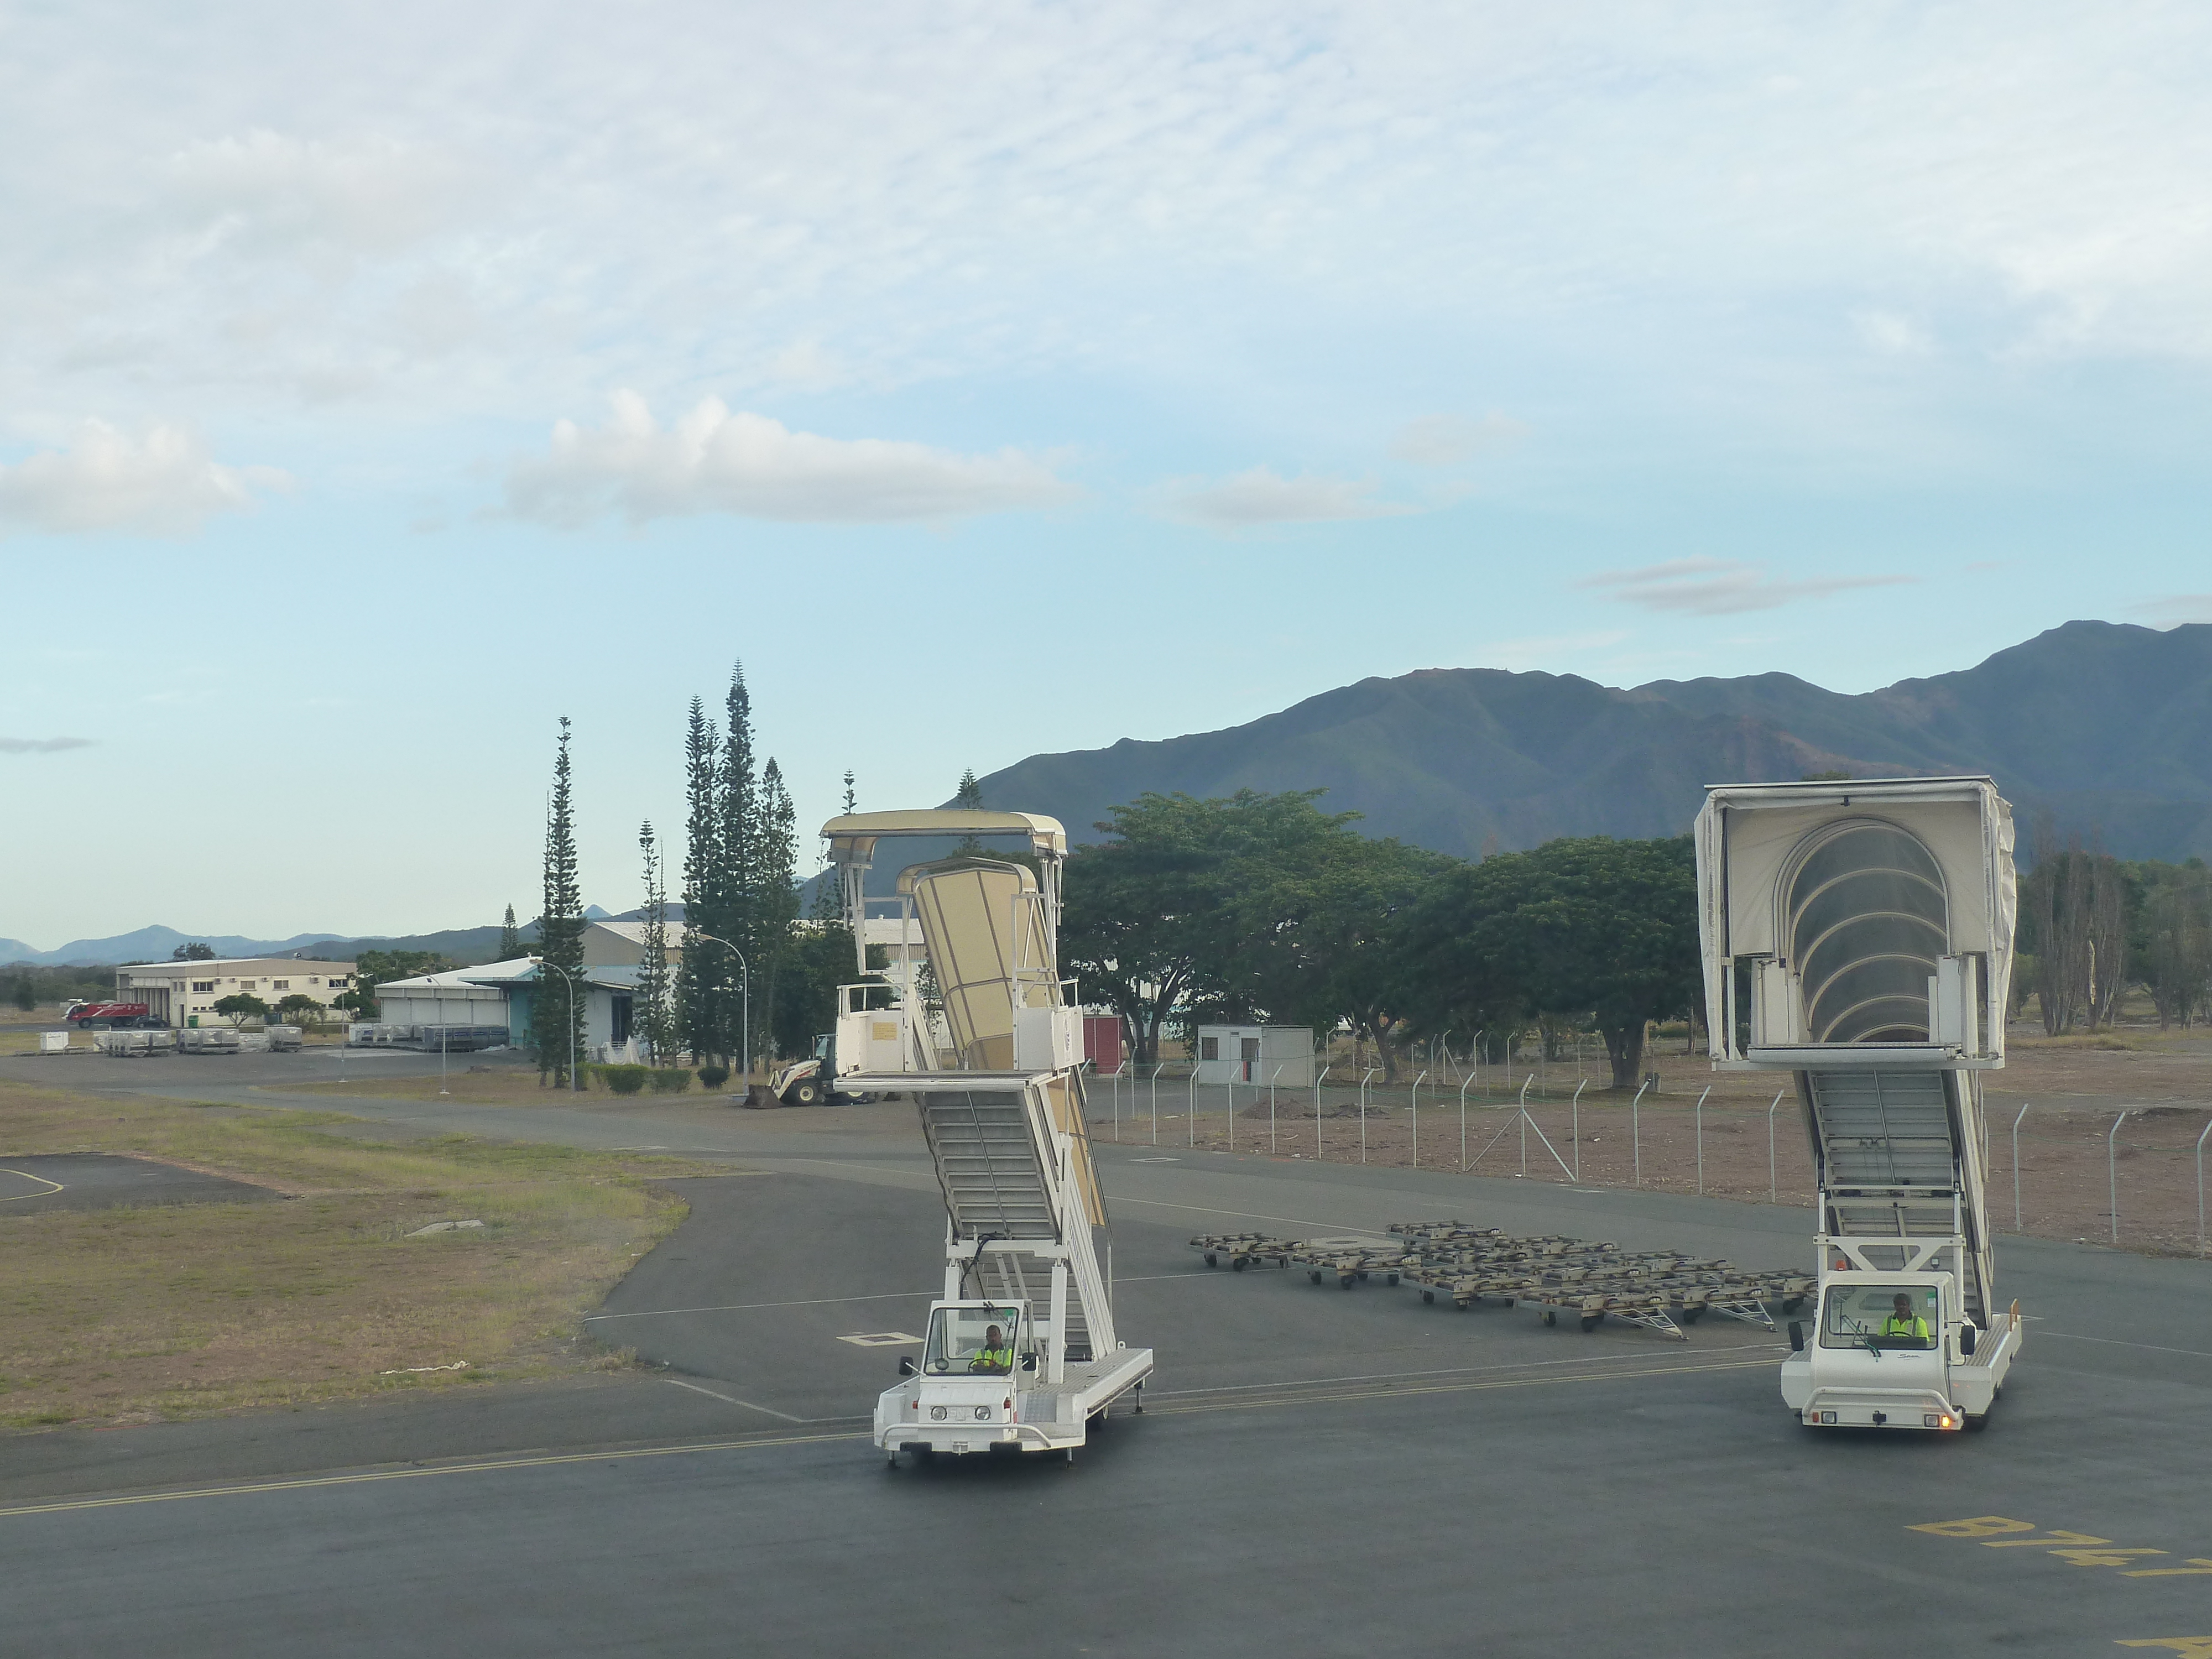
<box><xmin>537</xmin><ymin>959</ymin><xmax>580</xmax><ymax>1092</ymax></box>
<box><xmin>690</xmin><ymin>933</ymin><xmax>751</xmax><ymax>1094</ymax></box>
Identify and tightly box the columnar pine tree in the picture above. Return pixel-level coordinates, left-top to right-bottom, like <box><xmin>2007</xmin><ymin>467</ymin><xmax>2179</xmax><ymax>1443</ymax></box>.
<box><xmin>498</xmin><ymin>904</ymin><xmax>521</xmax><ymax>960</ymax></box>
<box><xmin>531</xmin><ymin>717</ymin><xmax>587</xmax><ymax>1085</ymax></box>
<box><xmin>841</xmin><ymin>770</ymin><xmax>857</xmax><ymax>816</ymax></box>
<box><xmin>674</xmin><ymin>698</ymin><xmax>722</xmax><ymax>1061</ymax></box>
<box><xmin>754</xmin><ymin>757</ymin><xmax>800</xmax><ymax>1057</ymax></box>
<box><xmin>637</xmin><ymin>821</ymin><xmax>676</xmax><ymax>1062</ymax></box>
<box><xmin>716</xmin><ymin>662</ymin><xmax>760</xmax><ymax>1067</ymax></box>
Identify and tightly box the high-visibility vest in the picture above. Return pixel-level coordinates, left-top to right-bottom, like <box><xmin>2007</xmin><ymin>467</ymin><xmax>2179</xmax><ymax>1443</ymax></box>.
<box><xmin>1881</xmin><ymin>1313</ymin><xmax>1930</xmax><ymax>1342</ymax></box>
<box><xmin>972</xmin><ymin>1347</ymin><xmax>1013</xmax><ymax>1370</ymax></box>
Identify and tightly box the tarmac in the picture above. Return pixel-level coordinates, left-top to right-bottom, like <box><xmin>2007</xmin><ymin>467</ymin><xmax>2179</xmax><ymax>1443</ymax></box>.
<box><xmin>2</xmin><ymin>1050</ymin><xmax>2208</xmax><ymax>1656</ymax></box>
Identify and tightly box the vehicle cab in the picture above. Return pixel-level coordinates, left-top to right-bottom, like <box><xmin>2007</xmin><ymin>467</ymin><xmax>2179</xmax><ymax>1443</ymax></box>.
<box><xmin>1783</xmin><ymin>1271</ymin><xmax>1966</xmax><ymax>1431</ymax></box>
<box><xmin>876</xmin><ymin>1300</ymin><xmax>1040</xmax><ymax>1456</ymax></box>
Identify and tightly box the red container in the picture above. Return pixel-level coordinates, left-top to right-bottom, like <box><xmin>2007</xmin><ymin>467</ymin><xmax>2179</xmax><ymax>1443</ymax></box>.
<box><xmin>1082</xmin><ymin>1014</ymin><xmax>1125</xmax><ymax>1073</ymax></box>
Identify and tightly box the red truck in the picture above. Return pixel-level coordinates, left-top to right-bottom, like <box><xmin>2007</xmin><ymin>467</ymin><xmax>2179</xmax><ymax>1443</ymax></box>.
<box><xmin>64</xmin><ymin>1001</ymin><xmax>165</xmax><ymax>1030</ymax></box>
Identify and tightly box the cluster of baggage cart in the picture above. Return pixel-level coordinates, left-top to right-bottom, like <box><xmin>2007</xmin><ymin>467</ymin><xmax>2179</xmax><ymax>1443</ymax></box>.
<box><xmin>88</xmin><ymin>1025</ymin><xmax>305</xmax><ymax>1057</ymax></box>
<box><xmin>1191</xmin><ymin>1220</ymin><xmax>1815</xmax><ymax>1342</ymax></box>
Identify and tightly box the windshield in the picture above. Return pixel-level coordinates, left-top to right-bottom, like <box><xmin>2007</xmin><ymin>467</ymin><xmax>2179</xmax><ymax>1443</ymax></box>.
<box><xmin>1821</xmin><ymin>1284</ymin><xmax>1939</xmax><ymax>1350</ymax></box>
<box><xmin>923</xmin><ymin>1305</ymin><xmax>1021</xmax><ymax>1375</ymax></box>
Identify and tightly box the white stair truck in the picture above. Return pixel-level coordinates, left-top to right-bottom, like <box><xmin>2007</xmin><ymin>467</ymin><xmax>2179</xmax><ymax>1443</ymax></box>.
<box><xmin>820</xmin><ymin>811</ymin><xmax>1154</xmax><ymax>1463</ymax></box>
<box><xmin>1694</xmin><ymin>776</ymin><xmax>2024</xmax><ymax>1432</ymax></box>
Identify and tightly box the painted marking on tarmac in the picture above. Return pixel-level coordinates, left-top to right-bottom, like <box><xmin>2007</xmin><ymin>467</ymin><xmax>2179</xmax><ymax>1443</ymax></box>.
<box><xmin>1153</xmin><ymin>1343</ymin><xmax>1785</xmax><ymax>1402</ymax></box>
<box><xmin>0</xmin><ymin>1167</ymin><xmax>66</xmax><ymax>1203</ymax></box>
<box><xmin>1146</xmin><ymin>1355</ymin><xmax>1779</xmax><ymax>1416</ymax></box>
<box><xmin>0</xmin><ymin>1430</ymin><xmax>872</xmax><ymax>1519</ymax></box>
<box><xmin>660</xmin><ymin>1378</ymin><xmax>814</xmax><ymax>1422</ymax></box>
<box><xmin>2034</xmin><ymin>1331</ymin><xmax>2212</xmax><ymax>1360</ymax></box>
<box><xmin>836</xmin><ymin>1332</ymin><xmax>921</xmax><ymax>1347</ymax></box>
<box><xmin>0</xmin><ymin>1354</ymin><xmax>1778</xmax><ymax>1521</ymax></box>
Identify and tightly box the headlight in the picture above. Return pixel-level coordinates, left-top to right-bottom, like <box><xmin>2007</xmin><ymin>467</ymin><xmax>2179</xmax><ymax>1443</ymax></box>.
<box><xmin>930</xmin><ymin>1406</ymin><xmax>948</xmax><ymax>1421</ymax></box>
<box><xmin>974</xmin><ymin>1406</ymin><xmax>991</xmax><ymax>1421</ymax></box>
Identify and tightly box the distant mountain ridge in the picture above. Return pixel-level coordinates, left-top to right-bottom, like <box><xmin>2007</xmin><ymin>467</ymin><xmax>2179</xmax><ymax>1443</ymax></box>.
<box><xmin>2</xmin><ymin>906</ymin><xmax>614</xmax><ymax>969</ymax></box>
<box><xmin>972</xmin><ymin>620</ymin><xmax>2212</xmax><ymax>863</ymax></box>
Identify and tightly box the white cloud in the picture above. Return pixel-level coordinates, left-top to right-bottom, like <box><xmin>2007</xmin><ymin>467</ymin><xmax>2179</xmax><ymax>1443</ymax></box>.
<box><xmin>504</xmin><ymin>393</ymin><xmax>1075</xmax><ymax>526</ymax></box>
<box><xmin>1851</xmin><ymin>310</ymin><xmax>1932</xmax><ymax>357</ymax></box>
<box><xmin>1162</xmin><ymin>467</ymin><xmax>1417</xmax><ymax>530</ymax></box>
<box><xmin>2127</xmin><ymin>594</ymin><xmax>2212</xmax><ymax>627</ymax></box>
<box><xmin>1579</xmin><ymin>558</ymin><xmax>1916</xmax><ymax>617</ymax></box>
<box><xmin>1390</xmin><ymin>413</ymin><xmax>1524</xmax><ymax>466</ymax></box>
<box><xmin>0</xmin><ymin>737</ymin><xmax>96</xmax><ymax>754</ymax></box>
<box><xmin>164</xmin><ymin>130</ymin><xmax>477</xmax><ymax>259</ymax></box>
<box><xmin>0</xmin><ymin>421</ymin><xmax>290</xmax><ymax>536</ymax></box>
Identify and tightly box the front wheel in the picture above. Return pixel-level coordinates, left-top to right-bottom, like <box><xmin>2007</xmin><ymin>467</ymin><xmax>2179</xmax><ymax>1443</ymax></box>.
<box><xmin>789</xmin><ymin>1079</ymin><xmax>822</xmax><ymax>1106</ymax></box>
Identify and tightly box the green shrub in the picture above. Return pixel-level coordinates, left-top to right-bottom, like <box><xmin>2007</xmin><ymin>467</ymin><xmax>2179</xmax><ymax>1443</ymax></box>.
<box><xmin>601</xmin><ymin>1065</ymin><xmax>648</xmax><ymax>1095</ymax></box>
<box><xmin>646</xmin><ymin>1068</ymin><xmax>692</xmax><ymax>1094</ymax></box>
<box><xmin>697</xmin><ymin>1063</ymin><xmax>731</xmax><ymax>1089</ymax></box>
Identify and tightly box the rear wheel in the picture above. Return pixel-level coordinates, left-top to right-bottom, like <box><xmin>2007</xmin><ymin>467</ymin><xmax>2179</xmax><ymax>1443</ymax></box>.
<box><xmin>1203</xmin><ymin>1253</ymin><xmax>1218</xmax><ymax>1267</ymax></box>
<box><xmin>1580</xmin><ymin>1315</ymin><xmax>1600</xmax><ymax>1332</ymax></box>
<box><xmin>1542</xmin><ymin>1310</ymin><xmax>1556</xmax><ymax>1327</ymax></box>
<box><xmin>789</xmin><ymin>1079</ymin><xmax>822</xmax><ymax>1106</ymax></box>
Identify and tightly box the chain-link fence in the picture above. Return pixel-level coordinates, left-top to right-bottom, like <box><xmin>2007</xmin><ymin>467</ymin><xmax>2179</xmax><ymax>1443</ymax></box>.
<box><xmin>1087</xmin><ymin>1066</ymin><xmax>2212</xmax><ymax>1259</ymax></box>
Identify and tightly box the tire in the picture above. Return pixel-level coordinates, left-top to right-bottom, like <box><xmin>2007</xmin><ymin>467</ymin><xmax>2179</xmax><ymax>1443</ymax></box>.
<box><xmin>1542</xmin><ymin>1310</ymin><xmax>1556</xmax><ymax>1327</ymax></box>
<box><xmin>1385</xmin><ymin>1272</ymin><xmax>1400</xmax><ymax>1286</ymax></box>
<box><xmin>1580</xmin><ymin>1315</ymin><xmax>1600</xmax><ymax>1333</ymax></box>
<box><xmin>1231</xmin><ymin>1256</ymin><xmax>1246</xmax><ymax>1272</ymax></box>
<box><xmin>1310</xmin><ymin>1270</ymin><xmax>1323</xmax><ymax>1284</ymax></box>
<box><xmin>1204</xmin><ymin>1253</ymin><xmax>1218</xmax><ymax>1267</ymax></box>
<box><xmin>1422</xmin><ymin>1290</ymin><xmax>1434</xmax><ymax>1304</ymax></box>
<box><xmin>1339</xmin><ymin>1275</ymin><xmax>1355</xmax><ymax>1290</ymax></box>
<box><xmin>1964</xmin><ymin>1414</ymin><xmax>1990</xmax><ymax>1433</ymax></box>
<box><xmin>790</xmin><ymin>1079</ymin><xmax>822</xmax><ymax>1107</ymax></box>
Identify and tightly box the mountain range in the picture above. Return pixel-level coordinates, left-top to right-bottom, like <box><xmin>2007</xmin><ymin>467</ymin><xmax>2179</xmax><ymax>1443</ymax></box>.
<box><xmin>973</xmin><ymin>620</ymin><xmax>2212</xmax><ymax>863</ymax></box>
<box><xmin>15</xmin><ymin>621</ymin><xmax>2209</xmax><ymax>966</ymax></box>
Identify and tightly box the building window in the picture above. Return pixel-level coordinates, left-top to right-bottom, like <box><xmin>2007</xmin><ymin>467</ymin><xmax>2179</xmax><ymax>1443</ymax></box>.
<box><xmin>273</xmin><ymin>980</ymin><xmax>290</xmax><ymax>991</ymax></box>
<box><xmin>329</xmin><ymin>977</ymin><xmax>349</xmax><ymax>989</ymax></box>
<box><xmin>192</xmin><ymin>981</ymin><xmax>215</xmax><ymax>994</ymax></box>
<box><xmin>1200</xmin><ymin>1036</ymin><xmax>1219</xmax><ymax>1061</ymax></box>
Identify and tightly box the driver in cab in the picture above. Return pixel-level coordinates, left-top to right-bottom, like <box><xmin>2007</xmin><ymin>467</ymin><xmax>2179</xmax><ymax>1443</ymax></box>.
<box><xmin>1882</xmin><ymin>1293</ymin><xmax>1931</xmax><ymax>1347</ymax></box>
<box><xmin>968</xmin><ymin>1323</ymin><xmax>1014</xmax><ymax>1374</ymax></box>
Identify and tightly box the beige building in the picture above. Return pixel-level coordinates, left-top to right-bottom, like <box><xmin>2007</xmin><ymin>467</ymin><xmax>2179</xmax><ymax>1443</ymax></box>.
<box><xmin>580</xmin><ymin>920</ymin><xmax>682</xmax><ymax>968</ymax></box>
<box><xmin>115</xmin><ymin>958</ymin><xmax>355</xmax><ymax>1027</ymax></box>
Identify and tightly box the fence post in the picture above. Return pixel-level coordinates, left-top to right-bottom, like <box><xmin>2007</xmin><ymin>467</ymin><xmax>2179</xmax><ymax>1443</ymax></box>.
<box><xmin>1630</xmin><ymin>1079</ymin><xmax>1650</xmax><ymax>1187</ymax></box>
<box><xmin>1694</xmin><ymin>1086</ymin><xmax>1711</xmax><ymax>1196</ymax></box>
<box><xmin>1517</xmin><ymin>1073</ymin><xmax>1533</xmax><ymax>1176</ymax></box>
<box><xmin>1471</xmin><ymin>1029</ymin><xmax>1483</xmax><ymax>1095</ymax></box>
<box><xmin>1314</xmin><ymin>1065</ymin><xmax>1330</xmax><ymax>1161</ymax></box>
<box><xmin>1269</xmin><ymin>1064</ymin><xmax>1284</xmax><ymax>1155</ymax></box>
<box><xmin>1459</xmin><ymin>1074</ymin><xmax>1475</xmax><ymax>1171</ymax></box>
<box><xmin>2011</xmin><ymin>1103</ymin><xmax>2029</xmax><ymax>1232</ymax></box>
<box><xmin>1411</xmin><ymin>1070</ymin><xmax>1427</xmax><ymax>1168</ymax></box>
<box><xmin>1767</xmin><ymin>1089</ymin><xmax>1785</xmax><ymax>1203</ymax></box>
<box><xmin>1151</xmin><ymin>1063</ymin><xmax>1164</xmax><ymax>1147</ymax></box>
<box><xmin>1571</xmin><ymin>1078</ymin><xmax>1587</xmax><ymax>1181</ymax></box>
<box><xmin>1227</xmin><ymin>1070</ymin><xmax>1234</xmax><ymax>1154</ymax></box>
<box><xmin>2108</xmin><ymin>1109</ymin><xmax>2126</xmax><ymax>1245</ymax></box>
<box><xmin>1359</xmin><ymin>1068</ymin><xmax>1378</xmax><ymax>1164</ymax></box>
<box><xmin>2197</xmin><ymin>1113</ymin><xmax>2211</xmax><ymax>1256</ymax></box>
<box><xmin>1187</xmin><ymin>1069</ymin><xmax>1196</xmax><ymax>1147</ymax></box>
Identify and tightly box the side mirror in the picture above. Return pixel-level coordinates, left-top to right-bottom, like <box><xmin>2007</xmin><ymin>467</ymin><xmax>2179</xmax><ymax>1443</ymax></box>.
<box><xmin>898</xmin><ymin>1356</ymin><xmax>917</xmax><ymax>1377</ymax></box>
<box><xmin>1959</xmin><ymin>1326</ymin><xmax>1977</xmax><ymax>1358</ymax></box>
<box><xmin>1021</xmin><ymin>1353</ymin><xmax>1037</xmax><ymax>1372</ymax></box>
<box><xmin>1787</xmin><ymin>1321</ymin><xmax>1805</xmax><ymax>1354</ymax></box>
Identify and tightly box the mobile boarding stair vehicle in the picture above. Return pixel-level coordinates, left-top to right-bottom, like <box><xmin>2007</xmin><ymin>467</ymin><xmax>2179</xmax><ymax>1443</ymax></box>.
<box><xmin>1695</xmin><ymin>776</ymin><xmax>2023</xmax><ymax>1432</ymax></box>
<box><xmin>820</xmin><ymin>811</ymin><xmax>1154</xmax><ymax>1464</ymax></box>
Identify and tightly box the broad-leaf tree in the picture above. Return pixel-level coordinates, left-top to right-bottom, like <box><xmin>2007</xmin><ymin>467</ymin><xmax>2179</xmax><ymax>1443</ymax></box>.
<box><xmin>212</xmin><ymin>992</ymin><xmax>269</xmax><ymax>1027</ymax></box>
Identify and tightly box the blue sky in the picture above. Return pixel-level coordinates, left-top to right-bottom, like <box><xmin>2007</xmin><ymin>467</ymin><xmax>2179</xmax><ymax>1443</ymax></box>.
<box><xmin>6</xmin><ymin>2</ymin><xmax>2212</xmax><ymax>945</ymax></box>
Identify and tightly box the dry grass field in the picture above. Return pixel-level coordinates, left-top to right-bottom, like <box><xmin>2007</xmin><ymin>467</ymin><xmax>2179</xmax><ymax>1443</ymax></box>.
<box><xmin>0</xmin><ymin>1079</ymin><xmax>724</xmax><ymax>1432</ymax></box>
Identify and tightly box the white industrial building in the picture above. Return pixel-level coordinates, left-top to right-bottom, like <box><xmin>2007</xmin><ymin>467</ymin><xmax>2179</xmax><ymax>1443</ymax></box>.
<box><xmin>372</xmin><ymin>958</ymin><xmax>644</xmax><ymax>1056</ymax></box>
<box><xmin>1191</xmin><ymin>1024</ymin><xmax>1314</xmax><ymax>1086</ymax></box>
<box><xmin>114</xmin><ymin>958</ymin><xmax>355</xmax><ymax>1028</ymax></box>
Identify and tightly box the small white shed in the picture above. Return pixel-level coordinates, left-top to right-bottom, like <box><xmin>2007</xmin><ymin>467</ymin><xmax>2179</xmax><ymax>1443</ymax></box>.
<box><xmin>1191</xmin><ymin>1025</ymin><xmax>1314</xmax><ymax>1087</ymax></box>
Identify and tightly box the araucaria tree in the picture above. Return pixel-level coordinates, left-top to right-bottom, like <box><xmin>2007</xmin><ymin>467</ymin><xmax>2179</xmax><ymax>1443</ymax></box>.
<box><xmin>636</xmin><ymin>821</ymin><xmax>677</xmax><ymax>1061</ymax></box>
<box><xmin>531</xmin><ymin>717</ymin><xmax>587</xmax><ymax>1084</ymax></box>
<box><xmin>498</xmin><ymin>904</ymin><xmax>521</xmax><ymax>960</ymax></box>
<box><xmin>671</xmin><ymin>664</ymin><xmax>805</xmax><ymax>1073</ymax></box>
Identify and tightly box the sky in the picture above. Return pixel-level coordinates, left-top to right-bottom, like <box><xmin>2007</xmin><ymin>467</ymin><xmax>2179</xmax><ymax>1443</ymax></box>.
<box><xmin>6</xmin><ymin>1</ymin><xmax>2212</xmax><ymax>947</ymax></box>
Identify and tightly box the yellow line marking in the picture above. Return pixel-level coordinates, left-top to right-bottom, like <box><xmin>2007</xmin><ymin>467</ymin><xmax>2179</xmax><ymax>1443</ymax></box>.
<box><xmin>0</xmin><ymin>1431</ymin><xmax>867</xmax><ymax>1520</ymax></box>
<box><xmin>0</xmin><ymin>1166</ymin><xmax>65</xmax><ymax>1202</ymax></box>
<box><xmin>0</xmin><ymin>1353</ymin><xmax>1774</xmax><ymax>1521</ymax></box>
